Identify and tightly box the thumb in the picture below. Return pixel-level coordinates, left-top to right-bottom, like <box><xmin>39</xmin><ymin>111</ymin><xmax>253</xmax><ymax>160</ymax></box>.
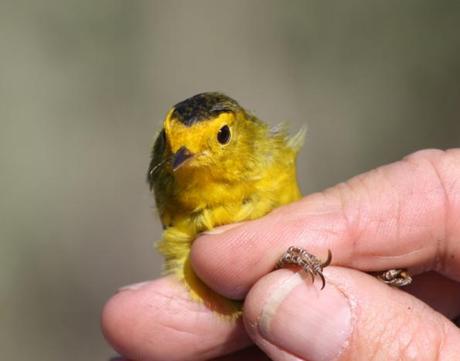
<box><xmin>243</xmin><ymin>267</ymin><xmax>460</xmax><ymax>361</ymax></box>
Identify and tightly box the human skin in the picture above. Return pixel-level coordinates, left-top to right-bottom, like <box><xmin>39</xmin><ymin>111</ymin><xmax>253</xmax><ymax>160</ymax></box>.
<box><xmin>102</xmin><ymin>149</ymin><xmax>460</xmax><ymax>361</ymax></box>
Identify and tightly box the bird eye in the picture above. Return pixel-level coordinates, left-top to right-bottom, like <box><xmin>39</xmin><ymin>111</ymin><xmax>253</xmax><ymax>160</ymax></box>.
<box><xmin>217</xmin><ymin>125</ymin><xmax>231</xmax><ymax>145</ymax></box>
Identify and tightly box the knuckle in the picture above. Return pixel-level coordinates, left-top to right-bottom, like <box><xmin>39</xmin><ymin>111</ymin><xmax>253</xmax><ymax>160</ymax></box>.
<box><xmin>404</xmin><ymin>148</ymin><xmax>460</xmax><ymax>274</ymax></box>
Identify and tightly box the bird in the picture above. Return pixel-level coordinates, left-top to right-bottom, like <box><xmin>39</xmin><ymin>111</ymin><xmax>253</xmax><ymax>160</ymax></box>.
<box><xmin>147</xmin><ymin>92</ymin><xmax>326</xmax><ymax>317</ymax></box>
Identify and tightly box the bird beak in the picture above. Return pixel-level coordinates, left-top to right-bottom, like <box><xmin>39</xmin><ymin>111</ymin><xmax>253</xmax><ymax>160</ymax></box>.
<box><xmin>172</xmin><ymin>146</ymin><xmax>194</xmax><ymax>171</ymax></box>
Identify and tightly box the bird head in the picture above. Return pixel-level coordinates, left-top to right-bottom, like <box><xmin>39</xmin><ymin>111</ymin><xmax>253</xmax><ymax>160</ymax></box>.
<box><xmin>152</xmin><ymin>92</ymin><xmax>260</xmax><ymax>182</ymax></box>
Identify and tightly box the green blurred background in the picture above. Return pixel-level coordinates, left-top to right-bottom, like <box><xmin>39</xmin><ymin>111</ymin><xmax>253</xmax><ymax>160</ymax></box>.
<box><xmin>1</xmin><ymin>1</ymin><xmax>459</xmax><ymax>360</ymax></box>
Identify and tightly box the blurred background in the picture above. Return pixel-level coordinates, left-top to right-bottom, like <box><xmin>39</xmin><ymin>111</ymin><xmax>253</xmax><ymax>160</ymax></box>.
<box><xmin>1</xmin><ymin>1</ymin><xmax>459</xmax><ymax>360</ymax></box>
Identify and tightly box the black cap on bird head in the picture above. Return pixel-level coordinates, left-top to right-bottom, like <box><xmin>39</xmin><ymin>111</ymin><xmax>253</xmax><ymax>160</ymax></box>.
<box><xmin>171</xmin><ymin>92</ymin><xmax>242</xmax><ymax>126</ymax></box>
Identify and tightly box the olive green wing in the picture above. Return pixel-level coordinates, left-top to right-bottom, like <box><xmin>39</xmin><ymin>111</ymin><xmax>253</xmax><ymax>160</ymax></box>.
<box><xmin>147</xmin><ymin>129</ymin><xmax>173</xmax><ymax>226</ymax></box>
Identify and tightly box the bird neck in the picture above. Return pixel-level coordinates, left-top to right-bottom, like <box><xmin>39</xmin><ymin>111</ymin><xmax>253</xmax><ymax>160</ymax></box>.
<box><xmin>172</xmin><ymin>166</ymin><xmax>254</xmax><ymax>212</ymax></box>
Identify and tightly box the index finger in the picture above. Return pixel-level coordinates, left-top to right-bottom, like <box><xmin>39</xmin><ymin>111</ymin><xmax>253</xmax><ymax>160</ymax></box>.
<box><xmin>191</xmin><ymin>149</ymin><xmax>460</xmax><ymax>299</ymax></box>
<box><xmin>101</xmin><ymin>276</ymin><xmax>251</xmax><ymax>361</ymax></box>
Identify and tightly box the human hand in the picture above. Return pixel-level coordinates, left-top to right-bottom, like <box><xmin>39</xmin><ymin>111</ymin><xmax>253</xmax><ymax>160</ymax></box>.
<box><xmin>102</xmin><ymin>149</ymin><xmax>460</xmax><ymax>361</ymax></box>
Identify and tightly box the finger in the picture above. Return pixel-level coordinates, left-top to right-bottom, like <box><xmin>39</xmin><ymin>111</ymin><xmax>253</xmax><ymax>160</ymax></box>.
<box><xmin>243</xmin><ymin>267</ymin><xmax>460</xmax><ymax>361</ymax></box>
<box><xmin>191</xmin><ymin>149</ymin><xmax>460</xmax><ymax>299</ymax></box>
<box><xmin>101</xmin><ymin>276</ymin><xmax>251</xmax><ymax>361</ymax></box>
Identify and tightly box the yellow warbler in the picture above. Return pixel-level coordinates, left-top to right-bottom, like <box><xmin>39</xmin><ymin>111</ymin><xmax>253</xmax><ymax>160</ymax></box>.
<box><xmin>147</xmin><ymin>92</ymin><xmax>306</xmax><ymax>316</ymax></box>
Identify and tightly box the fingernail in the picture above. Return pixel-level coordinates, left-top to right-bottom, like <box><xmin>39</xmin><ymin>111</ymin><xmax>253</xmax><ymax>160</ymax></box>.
<box><xmin>202</xmin><ymin>223</ymin><xmax>242</xmax><ymax>235</ymax></box>
<box><xmin>117</xmin><ymin>281</ymin><xmax>150</xmax><ymax>292</ymax></box>
<box><xmin>258</xmin><ymin>273</ymin><xmax>352</xmax><ymax>361</ymax></box>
